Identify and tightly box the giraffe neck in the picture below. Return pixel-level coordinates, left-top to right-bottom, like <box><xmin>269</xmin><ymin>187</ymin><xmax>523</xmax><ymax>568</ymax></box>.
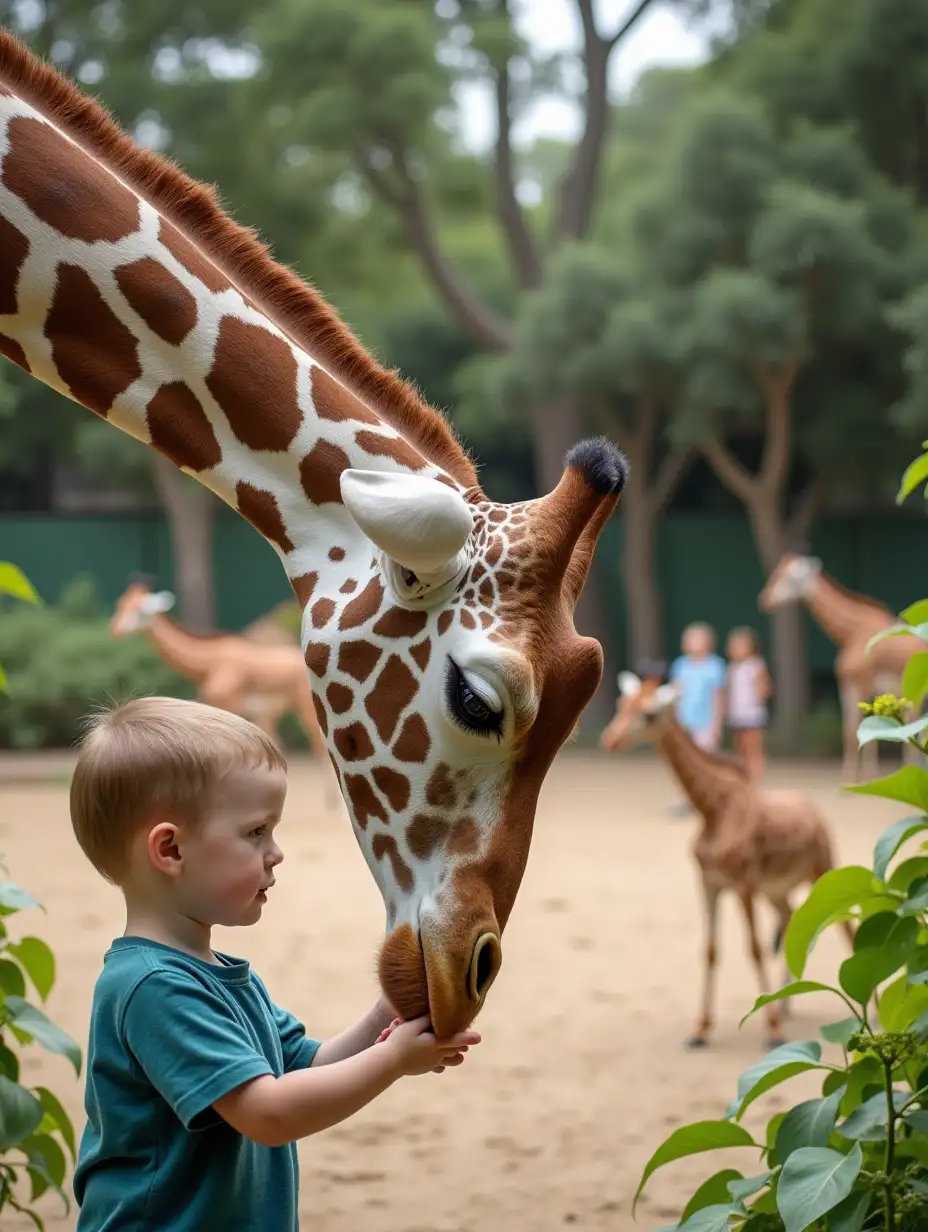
<box><xmin>655</xmin><ymin>718</ymin><xmax>745</xmax><ymax>820</ymax></box>
<box><xmin>0</xmin><ymin>62</ymin><xmax>465</xmax><ymax>588</ymax></box>
<box><xmin>145</xmin><ymin>615</ymin><xmax>218</xmax><ymax>681</ymax></box>
<box><xmin>804</xmin><ymin>574</ymin><xmax>891</xmax><ymax>646</ymax></box>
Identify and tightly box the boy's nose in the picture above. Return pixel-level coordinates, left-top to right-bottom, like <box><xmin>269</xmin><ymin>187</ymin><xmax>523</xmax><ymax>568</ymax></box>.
<box><xmin>267</xmin><ymin>843</ymin><xmax>284</xmax><ymax>867</ymax></box>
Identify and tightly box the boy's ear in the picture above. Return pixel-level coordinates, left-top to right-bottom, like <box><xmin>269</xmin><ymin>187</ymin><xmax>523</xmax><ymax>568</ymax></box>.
<box><xmin>147</xmin><ymin>819</ymin><xmax>184</xmax><ymax>876</ymax></box>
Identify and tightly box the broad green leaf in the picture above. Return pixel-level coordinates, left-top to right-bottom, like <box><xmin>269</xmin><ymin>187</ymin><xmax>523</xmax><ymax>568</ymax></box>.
<box><xmin>785</xmin><ymin>868</ymin><xmax>875</xmax><ymax>978</ymax></box>
<box><xmin>838</xmin><ymin>1089</ymin><xmax>906</xmax><ymax>1141</ymax></box>
<box><xmin>897</xmin><ymin>451</ymin><xmax>928</xmax><ymax>502</ymax></box>
<box><xmin>888</xmin><ymin>856</ymin><xmax>928</xmax><ymax>892</ymax></box>
<box><xmin>740</xmin><ymin>981</ymin><xmax>843</xmax><ymax>1026</ymax></box>
<box><xmin>903</xmin><ymin>652</ymin><xmax>928</xmax><ymax>708</ymax></box>
<box><xmin>5</xmin><ymin>1196</ymin><xmax>45</xmax><ymax>1230</ymax></box>
<box><xmin>877</xmin><ymin>974</ymin><xmax>928</xmax><ymax>1030</ymax></box>
<box><xmin>900</xmin><ymin>879</ymin><xmax>928</xmax><ymax>915</ymax></box>
<box><xmin>732</xmin><ymin>1041</ymin><xmax>825</xmax><ymax>1120</ymax></box>
<box><xmin>827</xmin><ymin>1190</ymin><xmax>871</xmax><ymax>1232</ymax></box>
<box><xmin>634</xmin><ymin>1120</ymin><xmax>756</xmax><ymax>1211</ymax></box>
<box><xmin>678</xmin><ymin>1203</ymin><xmax>743</xmax><ymax>1232</ymax></box>
<box><xmin>864</xmin><ymin>622</ymin><xmax>924</xmax><ymax>653</ymax></box>
<box><xmin>845</xmin><ymin>766</ymin><xmax>928</xmax><ymax>813</ymax></box>
<box><xmin>841</xmin><ymin>1057</ymin><xmax>882</xmax><ymax>1115</ymax></box>
<box><xmin>727</xmin><ymin>1171</ymin><xmax>772</xmax><ymax>1201</ymax></box>
<box><xmin>0</xmin><ymin>664</ymin><xmax>6</xmax><ymax>692</ymax></box>
<box><xmin>35</xmin><ymin>1085</ymin><xmax>76</xmax><ymax>1160</ymax></box>
<box><xmin>775</xmin><ymin>1089</ymin><xmax>844</xmax><ymax>1163</ymax></box>
<box><xmin>5</xmin><ymin>996</ymin><xmax>82</xmax><ymax>1074</ymax></box>
<box><xmin>0</xmin><ymin>958</ymin><xmax>26</xmax><ymax>998</ymax></box>
<box><xmin>0</xmin><ymin>881</ymin><xmax>42</xmax><ymax>913</ymax></box>
<box><xmin>902</xmin><ymin>599</ymin><xmax>928</xmax><ymax>625</ymax></box>
<box><xmin>22</xmin><ymin>1130</ymin><xmax>66</xmax><ymax>1187</ymax></box>
<box><xmin>839</xmin><ymin>917</ymin><xmax>918</xmax><ymax>1003</ymax></box>
<box><xmin>776</xmin><ymin>1144</ymin><xmax>862</xmax><ymax>1232</ymax></box>
<box><xmin>679</xmin><ymin>1169</ymin><xmax>744</xmax><ymax>1225</ymax></box>
<box><xmin>903</xmin><ymin>1107</ymin><xmax>928</xmax><ymax>1132</ymax></box>
<box><xmin>9</xmin><ymin>937</ymin><xmax>55</xmax><ymax>1001</ymax></box>
<box><xmin>0</xmin><ymin>563</ymin><xmax>40</xmax><ymax>603</ymax></box>
<box><xmin>857</xmin><ymin>713</ymin><xmax>928</xmax><ymax>746</ymax></box>
<box><xmin>0</xmin><ymin>1075</ymin><xmax>43</xmax><ymax>1149</ymax></box>
<box><xmin>0</xmin><ymin>1040</ymin><xmax>19</xmax><ymax>1081</ymax></box>
<box><xmin>852</xmin><ymin>911</ymin><xmax>898</xmax><ymax>950</ymax></box>
<box><xmin>819</xmin><ymin>1017</ymin><xmax>860</xmax><ymax>1047</ymax></box>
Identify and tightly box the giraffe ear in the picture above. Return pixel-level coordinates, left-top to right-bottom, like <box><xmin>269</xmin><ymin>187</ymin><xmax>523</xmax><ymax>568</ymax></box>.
<box><xmin>340</xmin><ymin>469</ymin><xmax>474</xmax><ymax>575</ymax></box>
<box><xmin>653</xmin><ymin>682</ymin><xmax>680</xmax><ymax>709</ymax></box>
<box><xmin>142</xmin><ymin>590</ymin><xmax>176</xmax><ymax>615</ymax></box>
<box><xmin>617</xmin><ymin>671</ymin><xmax>641</xmax><ymax>697</ymax></box>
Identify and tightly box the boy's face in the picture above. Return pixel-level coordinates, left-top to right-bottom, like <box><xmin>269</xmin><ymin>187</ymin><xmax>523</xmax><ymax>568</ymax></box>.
<box><xmin>727</xmin><ymin>632</ymin><xmax>752</xmax><ymax>660</ymax></box>
<box><xmin>175</xmin><ymin>765</ymin><xmax>287</xmax><ymax>928</ymax></box>
<box><xmin>682</xmin><ymin>626</ymin><xmax>712</xmax><ymax>657</ymax></box>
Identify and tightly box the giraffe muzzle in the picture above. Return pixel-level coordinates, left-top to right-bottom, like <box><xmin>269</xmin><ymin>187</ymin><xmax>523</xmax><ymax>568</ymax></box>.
<box><xmin>467</xmin><ymin>932</ymin><xmax>502</xmax><ymax>1003</ymax></box>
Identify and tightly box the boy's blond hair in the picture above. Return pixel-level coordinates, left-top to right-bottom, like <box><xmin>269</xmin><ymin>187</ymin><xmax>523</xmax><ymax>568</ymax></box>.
<box><xmin>70</xmin><ymin>696</ymin><xmax>287</xmax><ymax>885</ymax></box>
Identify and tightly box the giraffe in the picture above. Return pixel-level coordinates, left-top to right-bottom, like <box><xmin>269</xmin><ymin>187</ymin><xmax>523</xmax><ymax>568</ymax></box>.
<box><xmin>600</xmin><ymin>669</ymin><xmax>846</xmax><ymax>1050</ymax></box>
<box><xmin>759</xmin><ymin>551</ymin><xmax>925</xmax><ymax>782</ymax></box>
<box><xmin>109</xmin><ymin>575</ymin><xmax>335</xmax><ymax>801</ymax></box>
<box><xmin>0</xmin><ymin>33</ymin><xmax>627</xmax><ymax>1038</ymax></box>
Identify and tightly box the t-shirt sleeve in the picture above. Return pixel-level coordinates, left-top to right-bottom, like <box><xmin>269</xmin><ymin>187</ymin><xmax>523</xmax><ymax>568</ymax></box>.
<box><xmin>271</xmin><ymin>1001</ymin><xmax>321</xmax><ymax>1073</ymax></box>
<box><xmin>711</xmin><ymin>656</ymin><xmax>727</xmax><ymax>689</ymax></box>
<box><xmin>669</xmin><ymin>656</ymin><xmax>683</xmax><ymax>681</ymax></box>
<box><xmin>121</xmin><ymin>971</ymin><xmax>274</xmax><ymax>1131</ymax></box>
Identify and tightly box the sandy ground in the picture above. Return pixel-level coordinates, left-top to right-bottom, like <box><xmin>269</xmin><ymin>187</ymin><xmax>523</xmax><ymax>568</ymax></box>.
<box><xmin>0</xmin><ymin>749</ymin><xmax>906</xmax><ymax>1231</ymax></box>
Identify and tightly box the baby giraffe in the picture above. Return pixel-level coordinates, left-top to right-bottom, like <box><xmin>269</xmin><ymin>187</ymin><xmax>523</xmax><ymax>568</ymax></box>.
<box><xmin>601</xmin><ymin>668</ymin><xmax>846</xmax><ymax>1050</ymax></box>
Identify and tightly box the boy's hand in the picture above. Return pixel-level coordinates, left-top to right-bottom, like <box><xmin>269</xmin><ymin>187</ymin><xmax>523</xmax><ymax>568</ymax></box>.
<box><xmin>380</xmin><ymin>1014</ymin><xmax>480</xmax><ymax>1076</ymax></box>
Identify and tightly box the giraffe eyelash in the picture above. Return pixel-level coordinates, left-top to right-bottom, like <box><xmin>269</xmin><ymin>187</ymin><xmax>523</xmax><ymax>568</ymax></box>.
<box><xmin>444</xmin><ymin>658</ymin><xmax>504</xmax><ymax>740</ymax></box>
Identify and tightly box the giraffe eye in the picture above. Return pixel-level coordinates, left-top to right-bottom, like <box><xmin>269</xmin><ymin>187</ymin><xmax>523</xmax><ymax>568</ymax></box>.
<box><xmin>445</xmin><ymin>659</ymin><xmax>503</xmax><ymax>738</ymax></box>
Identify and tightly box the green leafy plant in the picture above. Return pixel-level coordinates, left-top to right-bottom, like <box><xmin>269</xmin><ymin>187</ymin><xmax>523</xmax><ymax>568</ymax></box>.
<box><xmin>0</xmin><ymin>564</ymin><xmax>82</xmax><ymax>1226</ymax></box>
<box><xmin>634</xmin><ymin>459</ymin><xmax>928</xmax><ymax>1228</ymax></box>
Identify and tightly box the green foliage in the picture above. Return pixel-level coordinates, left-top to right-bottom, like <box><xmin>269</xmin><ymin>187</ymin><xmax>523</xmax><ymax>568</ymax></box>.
<box><xmin>0</xmin><ymin>575</ymin><xmax>191</xmax><ymax>749</ymax></box>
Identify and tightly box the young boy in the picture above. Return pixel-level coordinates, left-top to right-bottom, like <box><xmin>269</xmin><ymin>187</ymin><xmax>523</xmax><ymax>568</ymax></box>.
<box><xmin>667</xmin><ymin>622</ymin><xmax>727</xmax><ymax>815</ymax></box>
<box><xmin>69</xmin><ymin>696</ymin><xmax>479</xmax><ymax>1232</ymax></box>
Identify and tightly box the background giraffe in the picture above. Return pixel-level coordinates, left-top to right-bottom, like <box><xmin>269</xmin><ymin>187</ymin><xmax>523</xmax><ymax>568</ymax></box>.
<box><xmin>0</xmin><ymin>33</ymin><xmax>626</xmax><ymax>1037</ymax></box>
<box><xmin>759</xmin><ymin>550</ymin><xmax>924</xmax><ymax>782</ymax></box>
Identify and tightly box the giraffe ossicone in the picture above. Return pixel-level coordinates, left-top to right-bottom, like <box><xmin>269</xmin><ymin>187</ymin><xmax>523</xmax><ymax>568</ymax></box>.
<box><xmin>0</xmin><ymin>32</ymin><xmax>628</xmax><ymax>1037</ymax></box>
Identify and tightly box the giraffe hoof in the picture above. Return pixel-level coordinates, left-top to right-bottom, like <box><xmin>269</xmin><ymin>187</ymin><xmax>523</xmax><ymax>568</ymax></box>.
<box><xmin>684</xmin><ymin>1034</ymin><xmax>709</xmax><ymax>1050</ymax></box>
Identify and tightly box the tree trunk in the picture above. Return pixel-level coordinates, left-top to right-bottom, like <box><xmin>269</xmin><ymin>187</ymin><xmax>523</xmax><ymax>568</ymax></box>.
<box><xmin>620</xmin><ymin>476</ymin><xmax>663</xmax><ymax>668</ymax></box>
<box><xmin>532</xmin><ymin>396</ymin><xmax>616</xmax><ymax>731</ymax></box>
<box><xmin>149</xmin><ymin>453</ymin><xmax>216</xmax><ymax>631</ymax></box>
<box><xmin>750</xmin><ymin>496</ymin><xmax>809</xmax><ymax>743</ymax></box>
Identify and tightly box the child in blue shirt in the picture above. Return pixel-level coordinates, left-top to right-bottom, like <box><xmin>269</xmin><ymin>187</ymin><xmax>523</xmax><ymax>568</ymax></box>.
<box><xmin>69</xmin><ymin>696</ymin><xmax>480</xmax><ymax>1232</ymax></box>
<box><xmin>667</xmin><ymin>622</ymin><xmax>727</xmax><ymax>815</ymax></box>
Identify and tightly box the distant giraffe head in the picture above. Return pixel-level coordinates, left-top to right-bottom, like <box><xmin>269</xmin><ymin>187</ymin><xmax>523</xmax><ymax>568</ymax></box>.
<box><xmin>758</xmin><ymin>551</ymin><xmax>822</xmax><ymax>611</ymax></box>
<box><xmin>110</xmin><ymin>575</ymin><xmax>175</xmax><ymax>635</ymax></box>
<box><xmin>600</xmin><ymin>668</ymin><xmax>678</xmax><ymax>752</ymax></box>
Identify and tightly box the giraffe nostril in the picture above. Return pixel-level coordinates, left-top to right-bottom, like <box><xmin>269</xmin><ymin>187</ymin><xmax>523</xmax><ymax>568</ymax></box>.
<box><xmin>468</xmin><ymin>932</ymin><xmax>502</xmax><ymax>1002</ymax></box>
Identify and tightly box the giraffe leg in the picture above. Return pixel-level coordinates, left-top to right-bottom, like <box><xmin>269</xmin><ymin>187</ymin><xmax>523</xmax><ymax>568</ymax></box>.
<box><xmin>686</xmin><ymin>878</ymin><xmax>721</xmax><ymax>1050</ymax></box>
<box><xmin>769</xmin><ymin>896</ymin><xmax>794</xmax><ymax>1018</ymax></box>
<box><xmin>839</xmin><ymin>682</ymin><xmax>864</xmax><ymax>784</ymax></box>
<box><xmin>738</xmin><ymin>889</ymin><xmax>784</xmax><ymax>1049</ymax></box>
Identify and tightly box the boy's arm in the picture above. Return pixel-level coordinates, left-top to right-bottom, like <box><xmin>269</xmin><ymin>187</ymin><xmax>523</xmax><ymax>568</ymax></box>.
<box><xmin>310</xmin><ymin>998</ymin><xmax>396</xmax><ymax>1067</ymax></box>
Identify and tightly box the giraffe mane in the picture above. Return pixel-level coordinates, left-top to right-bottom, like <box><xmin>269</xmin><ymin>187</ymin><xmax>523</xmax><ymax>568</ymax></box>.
<box><xmin>0</xmin><ymin>32</ymin><xmax>478</xmax><ymax>490</ymax></box>
<box><xmin>818</xmin><ymin>570</ymin><xmax>895</xmax><ymax>620</ymax></box>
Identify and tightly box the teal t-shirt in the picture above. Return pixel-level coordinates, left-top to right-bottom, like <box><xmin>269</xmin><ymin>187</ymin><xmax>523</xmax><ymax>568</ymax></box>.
<box><xmin>73</xmin><ymin>936</ymin><xmax>321</xmax><ymax>1232</ymax></box>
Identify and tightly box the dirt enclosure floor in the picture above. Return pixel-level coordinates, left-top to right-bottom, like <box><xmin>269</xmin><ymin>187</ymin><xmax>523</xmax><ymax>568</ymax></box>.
<box><xmin>0</xmin><ymin>749</ymin><xmax>906</xmax><ymax>1231</ymax></box>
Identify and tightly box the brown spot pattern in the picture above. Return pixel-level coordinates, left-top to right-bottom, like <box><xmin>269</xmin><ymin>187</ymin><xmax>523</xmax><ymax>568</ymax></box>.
<box><xmin>393</xmin><ymin>713</ymin><xmax>431</xmax><ymax>763</ymax></box>
<box><xmin>372</xmin><ymin>835</ymin><xmax>414</xmax><ymax>894</ymax></box>
<box><xmin>158</xmin><ymin>218</ymin><xmax>231</xmax><ymax>293</ymax></box>
<box><xmin>340</xmin><ymin>579</ymin><xmax>358</xmax><ymax>594</ymax></box>
<box><xmin>326</xmin><ymin>683</ymin><xmax>353</xmax><ymax>714</ymax></box>
<box><xmin>291</xmin><ymin>573</ymin><xmax>318</xmax><ymax>608</ymax></box>
<box><xmin>311</xmin><ymin>598</ymin><xmax>336</xmax><ymax>628</ymax></box>
<box><xmin>479</xmin><ymin>578</ymin><xmax>494</xmax><ymax>604</ymax></box>
<box><xmin>147</xmin><ymin>382</ymin><xmax>221</xmax><ymax>472</ymax></box>
<box><xmin>437</xmin><ymin>611</ymin><xmax>453</xmax><ymax>636</ymax></box>
<box><xmin>365</xmin><ymin>655</ymin><xmax>417</xmax><ymax>743</ymax></box>
<box><xmin>329</xmin><ymin>546</ymin><xmax>345</xmax><ymax>562</ymax></box>
<box><xmin>304</xmin><ymin>642</ymin><xmax>329</xmax><ymax>676</ymax></box>
<box><xmin>355</xmin><ymin>429</ymin><xmax>426</xmax><ymax>471</ymax></box>
<box><xmin>45</xmin><ymin>264</ymin><xmax>141</xmax><ymax>416</ymax></box>
<box><xmin>487</xmin><ymin>540</ymin><xmax>503</xmax><ymax>566</ymax></box>
<box><xmin>426</xmin><ymin>764</ymin><xmax>457</xmax><ymax>810</ymax></box>
<box><xmin>338</xmin><ymin>641</ymin><xmax>382</xmax><ymax>683</ymax></box>
<box><xmin>373</xmin><ymin>767</ymin><xmax>411</xmax><ymax>813</ymax></box>
<box><xmin>312</xmin><ymin>696</ymin><xmax>328</xmax><ymax>736</ymax></box>
<box><xmin>373</xmin><ymin>607</ymin><xmax>428</xmax><ymax>639</ymax></box>
<box><xmin>339</xmin><ymin>576</ymin><xmax>384</xmax><ymax>630</ymax></box>
<box><xmin>3</xmin><ymin>117</ymin><xmax>138</xmax><ymax>242</ymax></box>
<box><xmin>345</xmin><ymin>774</ymin><xmax>387</xmax><ymax>829</ymax></box>
<box><xmin>235</xmin><ymin>482</ymin><xmax>294</xmax><ymax>554</ymax></box>
<box><xmin>447</xmin><ymin>817</ymin><xmax>481</xmax><ymax>856</ymax></box>
<box><xmin>410</xmin><ymin>640</ymin><xmax>431</xmax><ymax>672</ymax></box>
<box><xmin>0</xmin><ymin>215</ymin><xmax>29</xmax><ymax>315</ymax></box>
<box><xmin>115</xmin><ymin>258</ymin><xmax>197</xmax><ymax>346</ymax></box>
<box><xmin>460</xmin><ymin>609</ymin><xmax>476</xmax><ymax>631</ymax></box>
<box><xmin>206</xmin><ymin>317</ymin><xmax>301</xmax><ymax>452</ymax></box>
<box><xmin>333</xmin><ymin>722</ymin><xmax>375</xmax><ymax>762</ymax></box>
<box><xmin>300</xmin><ymin>440</ymin><xmax>350</xmax><ymax>505</ymax></box>
<box><xmin>406</xmin><ymin>814</ymin><xmax>450</xmax><ymax>861</ymax></box>
<box><xmin>0</xmin><ymin>334</ymin><xmax>29</xmax><ymax>373</ymax></box>
<box><xmin>310</xmin><ymin>365</ymin><xmax>380</xmax><ymax>425</ymax></box>
<box><xmin>480</xmin><ymin>611</ymin><xmax>493</xmax><ymax>629</ymax></box>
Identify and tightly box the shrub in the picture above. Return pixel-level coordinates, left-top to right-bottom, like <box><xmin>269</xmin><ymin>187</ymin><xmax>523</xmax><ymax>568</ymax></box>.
<box><xmin>634</xmin><ymin>456</ymin><xmax>928</xmax><ymax>1231</ymax></box>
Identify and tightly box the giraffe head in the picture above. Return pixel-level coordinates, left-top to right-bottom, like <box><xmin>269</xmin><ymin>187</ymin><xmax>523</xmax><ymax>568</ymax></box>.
<box><xmin>110</xmin><ymin>575</ymin><xmax>176</xmax><ymax>635</ymax></box>
<box><xmin>303</xmin><ymin>438</ymin><xmax>628</xmax><ymax>1036</ymax></box>
<box><xmin>599</xmin><ymin>667</ymin><xmax>680</xmax><ymax>752</ymax></box>
<box><xmin>758</xmin><ymin>550</ymin><xmax>822</xmax><ymax>612</ymax></box>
